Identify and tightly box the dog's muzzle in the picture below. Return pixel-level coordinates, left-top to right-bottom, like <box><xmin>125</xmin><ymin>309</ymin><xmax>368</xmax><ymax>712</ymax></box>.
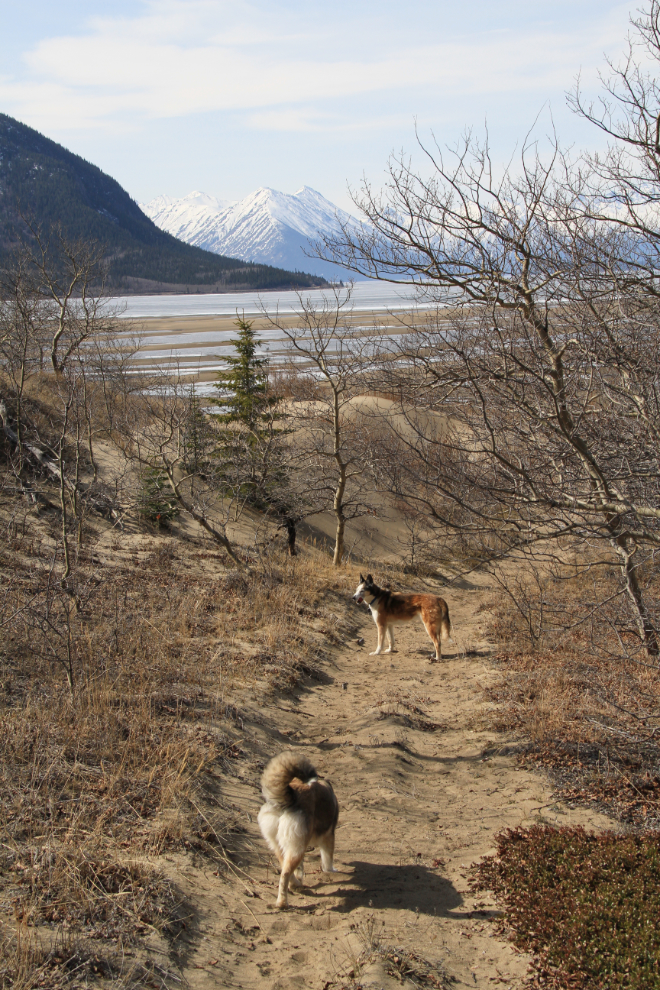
<box><xmin>353</xmin><ymin>596</ymin><xmax>364</xmax><ymax>604</ymax></box>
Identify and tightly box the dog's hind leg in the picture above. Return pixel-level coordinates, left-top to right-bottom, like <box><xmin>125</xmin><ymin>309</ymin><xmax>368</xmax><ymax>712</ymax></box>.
<box><xmin>421</xmin><ymin>613</ymin><xmax>442</xmax><ymax>662</ymax></box>
<box><xmin>258</xmin><ymin>806</ymin><xmax>283</xmax><ymax>866</ymax></box>
<box><xmin>318</xmin><ymin>830</ymin><xmax>337</xmax><ymax>872</ymax></box>
<box><xmin>275</xmin><ymin>811</ymin><xmax>308</xmax><ymax>908</ymax></box>
<box><xmin>277</xmin><ymin>851</ymin><xmax>305</xmax><ymax>909</ymax></box>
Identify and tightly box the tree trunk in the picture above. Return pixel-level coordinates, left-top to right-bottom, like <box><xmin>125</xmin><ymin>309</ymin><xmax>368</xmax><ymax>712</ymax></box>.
<box><xmin>185</xmin><ymin>500</ymin><xmax>244</xmax><ymax>567</ymax></box>
<box><xmin>285</xmin><ymin>518</ymin><xmax>297</xmax><ymax>556</ymax></box>
<box><xmin>332</xmin><ymin>386</ymin><xmax>347</xmax><ymax>567</ymax></box>
<box><xmin>615</xmin><ymin>538</ymin><xmax>659</xmax><ymax>659</ymax></box>
<box><xmin>332</xmin><ymin>466</ymin><xmax>347</xmax><ymax>566</ymax></box>
<box><xmin>333</xmin><ymin>514</ymin><xmax>345</xmax><ymax>566</ymax></box>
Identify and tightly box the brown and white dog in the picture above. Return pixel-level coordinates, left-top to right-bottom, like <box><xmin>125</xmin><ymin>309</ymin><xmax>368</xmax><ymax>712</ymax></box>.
<box><xmin>353</xmin><ymin>573</ymin><xmax>452</xmax><ymax>661</ymax></box>
<box><xmin>257</xmin><ymin>751</ymin><xmax>338</xmax><ymax>909</ymax></box>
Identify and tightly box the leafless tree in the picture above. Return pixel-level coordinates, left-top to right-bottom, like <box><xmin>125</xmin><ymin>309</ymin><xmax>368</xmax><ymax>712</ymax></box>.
<box><xmin>368</xmin><ymin>298</ymin><xmax>660</xmax><ymax>650</ymax></box>
<box><xmin>262</xmin><ymin>289</ymin><xmax>377</xmax><ymax>565</ymax></box>
<box><xmin>568</xmin><ymin>0</ymin><xmax>660</xmax><ymax>256</ymax></box>
<box><xmin>1</xmin><ymin>226</ymin><xmax>114</xmax><ymax>378</ymax></box>
<box><xmin>317</xmin><ymin>7</ymin><xmax>660</xmax><ymax>657</ymax></box>
<box><xmin>1</xmin><ymin>235</ymin><xmax>125</xmax><ymax>585</ymax></box>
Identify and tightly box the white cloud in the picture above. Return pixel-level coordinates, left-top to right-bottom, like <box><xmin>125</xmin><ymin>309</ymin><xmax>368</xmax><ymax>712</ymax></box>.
<box><xmin>246</xmin><ymin>108</ymin><xmax>416</xmax><ymax>133</ymax></box>
<box><xmin>0</xmin><ymin>0</ymin><xmax>635</xmax><ymax>133</ymax></box>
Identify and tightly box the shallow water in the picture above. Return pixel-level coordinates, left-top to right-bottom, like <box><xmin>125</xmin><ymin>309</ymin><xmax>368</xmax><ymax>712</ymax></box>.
<box><xmin>113</xmin><ymin>279</ymin><xmax>427</xmax><ymax>319</ymax></box>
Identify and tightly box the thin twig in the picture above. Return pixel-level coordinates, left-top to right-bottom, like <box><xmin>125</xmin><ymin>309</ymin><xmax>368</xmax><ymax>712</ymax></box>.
<box><xmin>239</xmin><ymin>898</ymin><xmax>263</xmax><ymax>931</ymax></box>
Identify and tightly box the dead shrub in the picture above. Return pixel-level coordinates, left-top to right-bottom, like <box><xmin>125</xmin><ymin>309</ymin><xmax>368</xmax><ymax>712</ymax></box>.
<box><xmin>10</xmin><ymin>846</ymin><xmax>177</xmax><ymax>939</ymax></box>
<box><xmin>484</xmin><ymin>563</ymin><xmax>660</xmax><ymax>826</ymax></box>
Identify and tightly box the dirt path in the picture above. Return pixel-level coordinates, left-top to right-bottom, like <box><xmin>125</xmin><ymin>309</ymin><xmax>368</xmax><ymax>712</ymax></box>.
<box><xmin>169</xmin><ymin>578</ymin><xmax>613</xmax><ymax>990</ymax></box>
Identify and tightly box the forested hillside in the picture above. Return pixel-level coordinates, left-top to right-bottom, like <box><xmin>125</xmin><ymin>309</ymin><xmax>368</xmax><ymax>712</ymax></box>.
<box><xmin>0</xmin><ymin>114</ymin><xmax>326</xmax><ymax>292</ymax></box>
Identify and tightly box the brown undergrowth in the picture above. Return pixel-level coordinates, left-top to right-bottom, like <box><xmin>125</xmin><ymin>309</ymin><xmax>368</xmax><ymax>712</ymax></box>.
<box><xmin>0</xmin><ymin>510</ymin><xmax>357</xmax><ymax>987</ymax></box>
<box><xmin>481</xmin><ymin>568</ymin><xmax>660</xmax><ymax>828</ymax></box>
<box><xmin>472</xmin><ymin>569</ymin><xmax>660</xmax><ymax>990</ymax></box>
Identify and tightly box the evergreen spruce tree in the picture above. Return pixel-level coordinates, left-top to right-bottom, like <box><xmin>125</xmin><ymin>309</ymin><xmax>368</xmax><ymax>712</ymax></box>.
<box><xmin>209</xmin><ymin>317</ymin><xmax>288</xmax><ymax>508</ymax></box>
<box><xmin>211</xmin><ymin>318</ymin><xmax>270</xmax><ymax>433</ymax></box>
<box><xmin>137</xmin><ymin>467</ymin><xmax>180</xmax><ymax>528</ymax></box>
<box><xmin>182</xmin><ymin>382</ymin><xmax>213</xmax><ymax>474</ymax></box>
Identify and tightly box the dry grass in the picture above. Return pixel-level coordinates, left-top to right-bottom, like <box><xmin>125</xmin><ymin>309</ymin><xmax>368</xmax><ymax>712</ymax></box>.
<box><xmin>0</xmin><ymin>500</ymin><xmax>359</xmax><ymax>986</ymax></box>
<box><xmin>373</xmin><ymin>687</ymin><xmax>447</xmax><ymax>732</ymax></box>
<box><xmin>334</xmin><ymin>913</ymin><xmax>451</xmax><ymax>990</ymax></box>
<box><xmin>482</xmin><ymin>567</ymin><xmax>660</xmax><ymax>827</ymax></box>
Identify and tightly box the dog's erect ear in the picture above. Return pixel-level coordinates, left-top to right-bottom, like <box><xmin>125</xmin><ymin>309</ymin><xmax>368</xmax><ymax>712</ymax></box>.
<box><xmin>367</xmin><ymin>573</ymin><xmax>373</xmax><ymax>583</ymax></box>
<box><xmin>359</xmin><ymin>573</ymin><xmax>365</xmax><ymax>582</ymax></box>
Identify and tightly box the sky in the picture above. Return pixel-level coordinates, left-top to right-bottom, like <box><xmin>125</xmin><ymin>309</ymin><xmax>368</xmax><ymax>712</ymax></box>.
<box><xmin>0</xmin><ymin>0</ymin><xmax>640</xmax><ymax>212</ymax></box>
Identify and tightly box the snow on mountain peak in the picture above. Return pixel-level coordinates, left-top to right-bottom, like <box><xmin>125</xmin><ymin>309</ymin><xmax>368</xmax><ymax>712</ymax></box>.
<box><xmin>181</xmin><ymin>190</ymin><xmax>226</xmax><ymax>210</ymax></box>
<box><xmin>142</xmin><ymin>185</ymin><xmax>358</xmax><ymax>280</ymax></box>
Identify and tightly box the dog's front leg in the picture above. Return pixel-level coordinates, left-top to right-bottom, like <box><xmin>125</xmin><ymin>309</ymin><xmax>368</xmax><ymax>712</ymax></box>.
<box><xmin>384</xmin><ymin>626</ymin><xmax>395</xmax><ymax>653</ymax></box>
<box><xmin>369</xmin><ymin>621</ymin><xmax>385</xmax><ymax>656</ymax></box>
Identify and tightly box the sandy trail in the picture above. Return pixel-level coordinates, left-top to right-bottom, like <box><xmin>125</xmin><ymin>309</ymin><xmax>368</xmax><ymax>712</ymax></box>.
<box><xmin>171</xmin><ymin>576</ymin><xmax>612</xmax><ymax>990</ymax></box>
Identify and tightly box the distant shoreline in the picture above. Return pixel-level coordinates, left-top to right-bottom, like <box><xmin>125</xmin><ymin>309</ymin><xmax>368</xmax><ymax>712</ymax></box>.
<box><xmin>106</xmin><ymin>278</ymin><xmax>336</xmax><ymax>299</ymax></box>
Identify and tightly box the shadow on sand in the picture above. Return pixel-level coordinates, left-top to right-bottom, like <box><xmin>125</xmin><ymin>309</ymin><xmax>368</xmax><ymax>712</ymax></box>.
<box><xmin>293</xmin><ymin>861</ymin><xmax>491</xmax><ymax>920</ymax></box>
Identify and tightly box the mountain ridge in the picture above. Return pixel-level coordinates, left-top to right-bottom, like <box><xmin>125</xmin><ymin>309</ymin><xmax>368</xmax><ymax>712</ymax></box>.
<box><xmin>142</xmin><ymin>186</ymin><xmax>360</xmax><ymax>281</ymax></box>
<box><xmin>0</xmin><ymin>114</ymin><xmax>326</xmax><ymax>293</ymax></box>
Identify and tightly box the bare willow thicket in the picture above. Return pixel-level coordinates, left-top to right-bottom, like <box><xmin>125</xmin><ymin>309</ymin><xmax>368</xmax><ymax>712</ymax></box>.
<box><xmin>0</xmin><ymin>234</ymin><xmax>121</xmax><ymax>585</ymax></box>
<box><xmin>262</xmin><ymin>289</ymin><xmax>377</xmax><ymax>566</ymax></box>
<box><xmin>319</xmin><ymin>1</ymin><xmax>660</xmax><ymax>658</ymax></box>
<box><xmin>2</xmin><ymin>226</ymin><xmax>115</xmax><ymax>378</ymax></box>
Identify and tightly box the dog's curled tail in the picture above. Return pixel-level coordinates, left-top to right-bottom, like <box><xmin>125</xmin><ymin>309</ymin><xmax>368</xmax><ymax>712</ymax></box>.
<box><xmin>261</xmin><ymin>751</ymin><xmax>318</xmax><ymax>807</ymax></box>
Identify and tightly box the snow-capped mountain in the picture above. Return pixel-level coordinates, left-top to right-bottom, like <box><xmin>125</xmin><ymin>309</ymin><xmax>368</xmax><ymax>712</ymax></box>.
<box><xmin>141</xmin><ymin>186</ymin><xmax>359</xmax><ymax>281</ymax></box>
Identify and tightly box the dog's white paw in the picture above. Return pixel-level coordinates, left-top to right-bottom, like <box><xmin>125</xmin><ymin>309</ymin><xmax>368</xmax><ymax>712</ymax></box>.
<box><xmin>369</xmin><ymin>651</ymin><xmax>381</xmax><ymax>656</ymax></box>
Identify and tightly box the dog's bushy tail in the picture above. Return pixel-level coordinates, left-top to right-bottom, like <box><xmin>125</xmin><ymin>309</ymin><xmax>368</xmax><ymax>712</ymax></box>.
<box><xmin>261</xmin><ymin>751</ymin><xmax>318</xmax><ymax>808</ymax></box>
<box><xmin>441</xmin><ymin>614</ymin><xmax>453</xmax><ymax>643</ymax></box>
